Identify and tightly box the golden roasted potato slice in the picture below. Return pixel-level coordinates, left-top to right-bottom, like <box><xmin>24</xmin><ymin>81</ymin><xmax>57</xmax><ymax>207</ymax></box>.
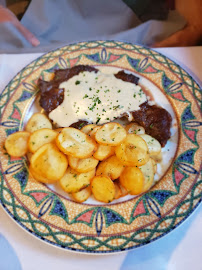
<box><xmin>31</xmin><ymin>143</ymin><xmax>68</xmax><ymax>181</ymax></box>
<box><xmin>54</xmin><ymin>128</ymin><xmax>63</xmax><ymax>133</ymax></box>
<box><xmin>60</xmin><ymin>168</ymin><xmax>95</xmax><ymax>193</ymax></box>
<box><xmin>29</xmin><ymin>165</ymin><xmax>57</xmax><ymax>184</ymax></box>
<box><xmin>56</xmin><ymin>127</ymin><xmax>97</xmax><ymax>158</ymax></box>
<box><xmin>95</xmin><ymin>123</ymin><xmax>126</xmax><ymax>146</ymax></box>
<box><xmin>72</xmin><ymin>186</ymin><xmax>92</xmax><ymax>203</ymax></box>
<box><xmin>119</xmin><ymin>167</ymin><xmax>144</xmax><ymax>195</ymax></box>
<box><xmin>125</xmin><ymin>123</ymin><xmax>145</xmax><ymax>135</ymax></box>
<box><xmin>28</xmin><ymin>128</ymin><xmax>58</xmax><ymax>153</ymax></box>
<box><xmin>93</xmin><ymin>144</ymin><xmax>115</xmax><ymax>161</ymax></box>
<box><xmin>91</xmin><ymin>175</ymin><xmax>115</xmax><ymax>203</ymax></box>
<box><xmin>5</xmin><ymin>131</ymin><xmax>30</xmax><ymax>157</ymax></box>
<box><xmin>114</xmin><ymin>182</ymin><xmax>122</xmax><ymax>200</ymax></box>
<box><xmin>140</xmin><ymin>158</ymin><xmax>154</xmax><ymax>193</ymax></box>
<box><xmin>96</xmin><ymin>155</ymin><xmax>125</xmax><ymax>180</ymax></box>
<box><xmin>27</xmin><ymin>151</ymin><xmax>33</xmax><ymax>162</ymax></box>
<box><xmin>68</xmin><ymin>156</ymin><xmax>98</xmax><ymax>173</ymax></box>
<box><xmin>139</xmin><ymin>134</ymin><xmax>161</xmax><ymax>158</ymax></box>
<box><xmin>81</xmin><ymin>124</ymin><xmax>96</xmax><ymax>134</ymax></box>
<box><xmin>115</xmin><ymin>134</ymin><xmax>149</xmax><ymax>166</ymax></box>
<box><xmin>25</xmin><ymin>113</ymin><xmax>52</xmax><ymax>132</ymax></box>
<box><xmin>118</xmin><ymin>182</ymin><xmax>129</xmax><ymax>197</ymax></box>
<box><xmin>87</xmin><ymin>125</ymin><xmax>101</xmax><ymax>140</ymax></box>
<box><xmin>151</xmin><ymin>158</ymin><xmax>157</xmax><ymax>174</ymax></box>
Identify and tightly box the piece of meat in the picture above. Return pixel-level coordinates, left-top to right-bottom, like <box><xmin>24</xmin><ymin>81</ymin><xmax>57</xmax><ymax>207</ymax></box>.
<box><xmin>114</xmin><ymin>70</ymin><xmax>139</xmax><ymax>85</ymax></box>
<box><xmin>38</xmin><ymin>80</ymin><xmax>64</xmax><ymax>113</ymax></box>
<box><xmin>54</xmin><ymin>65</ymin><xmax>98</xmax><ymax>82</ymax></box>
<box><xmin>70</xmin><ymin>120</ymin><xmax>90</xmax><ymax>129</ymax></box>
<box><xmin>38</xmin><ymin>65</ymin><xmax>98</xmax><ymax>113</ymax></box>
<box><xmin>132</xmin><ymin>102</ymin><xmax>172</xmax><ymax>147</ymax></box>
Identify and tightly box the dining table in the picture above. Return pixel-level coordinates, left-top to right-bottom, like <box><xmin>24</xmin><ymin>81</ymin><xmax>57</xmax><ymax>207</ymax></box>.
<box><xmin>0</xmin><ymin>46</ymin><xmax>202</xmax><ymax>270</ymax></box>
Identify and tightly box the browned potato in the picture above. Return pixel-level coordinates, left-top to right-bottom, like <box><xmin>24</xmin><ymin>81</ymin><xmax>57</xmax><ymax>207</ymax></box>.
<box><xmin>25</xmin><ymin>113</ymin><xmax>52</xmax><ymax>132</ymax></box>
<box><xmin>93</xmin><ymin>144</ymin><xmax>115</xmax><ymax>161</ymax></box>
<box><xmin>60</xmin><ymin>168</ymin><xmax>95</xmax><ymax>193</ymax></box>
<box><xmin>139</xmin><ymin>134</ymin><xmax>161</xmax><ymax>158</ymax></box>
<box><xmin>30</xmin><ymin>143</ymin><xmax>68</xmax><ymax>181</ymax></box>
<box><xmin>120</xmin><ymin>167</ymin><xmax>144</xmax><ymax>195</ymax></box>
<box><xmin>87</xmin><ymin>125</ymin><xmax>101</xmax><ymax>140</ymax></box>
<box><xmin>68</xmin><ymin>156</ymin><xmax>99</xmax><ymax>173</ymax></box>
<box><xmin>140</xmin><ymin>158</ymin><xmax>154</xmax><ymax>193</ymax></box>
<box><xmin>5</xmin><ymin>131</ymin><xmax>30</xmax><ymax>157</ymax></box>
<box><xmin>28</xmin><ymin>128</ymin><xmax>58</xmax><ymax>153</ymax></box>
<box><xmin>29</xmin><ymin>165</ymin><xmax>57</xmax><ymax>184</ymax></box>
<box><xmin>151</xmin><ymin>158</ymin><xmax>157</xmax><ymax>174</ymax></box>
<box><xmin>115</xmin><ymin>134</ymin><xmax>149</xmax><ymax>167</ymax></box>
<box><xmin>95</xmin><ymin>122</ymin><xmax>126</xmax><ymax>146</ymax></box>
<box><xmin>81</xmin><ymin>124</ymin><xmax>96</xmax><ymax>134</ymax></box>
<box><xmin>114</xmin><ymin>182</ymin><xmax>122</xmax><ymax>200</ymax></box>
<box><xmin>91</xmin><ymin>175</ymin><xmax>115</xmax><ymax>203</ymax></box>
<box><xmin>72</xmin><ymin>186</ymin><xmax>92</xmax><ymax>203</ymax></box>
<box><xmin>118</xmin><ymin>182</ymin><xmax>129</xmax><ymax>197</ymax></box>
<box><xmin>125</xmin><ymin>123</ymin><xmax>145</xmax><ymax>135</ymax></box>
<box><xmin>54</xmin><ymin>128</ymin><xmax>63</xmax><ymax>133</ymax></box>
<box><xmin>56</xmin><ymin>127</ymin><xmax>97</xmax><ymax>158</ymax></box>
<box><xmin>96</xmin><ymin>155</ymin><xmax>125</xmax><ymax>180</ymax></box>
<box><xmin>27</xmin><ymin>151</ymin><xmax>33</xmax><ymax>162</ymax></box>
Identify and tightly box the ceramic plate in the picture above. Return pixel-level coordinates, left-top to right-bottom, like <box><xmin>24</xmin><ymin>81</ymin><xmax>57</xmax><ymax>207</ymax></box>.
<box><xmin>0</xmin><ymin>41</ymin><xmax>201</xmax><ymax>253</ymax></box>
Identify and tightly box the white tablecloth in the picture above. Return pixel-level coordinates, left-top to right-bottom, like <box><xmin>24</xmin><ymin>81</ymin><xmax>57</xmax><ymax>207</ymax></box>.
<box><xmin>0</xmin><ymin>47</ymin><xmax>202</xmax><ymax>270</ymax></box>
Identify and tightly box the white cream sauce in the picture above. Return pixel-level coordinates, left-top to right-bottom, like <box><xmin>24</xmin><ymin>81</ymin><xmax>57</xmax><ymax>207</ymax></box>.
<box><xmin>49</xmin><ymin>70</ymin><xmax>147</xmax><ymax>127</ymax></box>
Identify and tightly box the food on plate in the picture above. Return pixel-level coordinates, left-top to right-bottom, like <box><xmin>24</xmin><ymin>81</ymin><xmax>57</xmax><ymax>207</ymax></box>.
<box><xmin>5</xmin><ymin>131</ymin><xmax>30</xmax><ymax>157</ymax></box>
<box><xmin>30</xmin><ymin>143</ymin><xmax>68</xmax><ymax>182</ymax></box>
<box><xmin>91</xmin><ymin>175</ymin><xmax>115</xmax><ymax>203</ymax></box>
<box><xmin>125</xmin><ymin>123</ymin><xmax>145</xmax><ymax>135</ymax></box>
<box><xmin>25</xmin><ymin>113</ymin><xmax>52</xmax><ymax>133</ymax></box>
<box><xmin>38</xmin><ymin>65</ymin><xmax>171</xmax><ymax>147</ymax></box>
<box><xmin>29</xmin><ymin>165</ymin><xmax>55</xmax><ymax>184</ymax></box>
<box><xmin>139</xmin><ymin>134</ymin><xmax>161</xmax><ymax>160</ymax></box>
<box><xmin>56</xmin><ymin>127</ymin><xmax>97</xmax><ymax>158</ymax></box>
<box><xmin>68</xmin><ymin>155</ymin><xmax>99</xmax><ymax>173</ymax></box>
<box><xmin>72</xmin><ymin>186</ymin><xmax>92</xmax><ymax>203</ymax></box>
<box><xmin>28</xmin><ymin>128</ymin><xmax>57</xmax><ymax>153</ymax></box>
<box><xmin>132</xmin><ymin>102</ymin><xmax>172</xmax><ymax>147</ymax></box>
<box><xmin>60</xmin><ymin>167</ymin><xmax>95</xmax><ymax>193</ymax></box>
<box><xmin>95</xmin><ymin>122</ymin><xmax>126</xmax><ymax>146</ymax></box>
<box><xmin>119</xmin><ymin>167</ymin><xmax>144</xmax><ymax>195</ymax></box>
<box><xmin>139</xmin><ymin>158</ymin><xmax>155</xmax><ymax>192</ymax></box>
<box><xmin>96</xmin><ymin>155</ymin><xmax>125</xmax><ymax>180</ymax></box>
<box><xmin>4</xmin><ymin>118</ymin><xmax>163</xmax><ymax>202</ymax></box>
<box><xmin>4</xmin><ymin>64</ymin><xmax>173</xmax><ymax>203</ymax></box>
<box><xmin>38</xmin><ymin>65</ymin><xmax>98</xmax><ymax>113</ymax></box>
<box><xmin>115</xmin><ymin>134</ymin><xmax>149</xmax><ymax>166</ymax></box>
<box><xmin>81</xmin><ymin>124</ymin><xmax>96</xmax><ymax>134</ymax></box>
<box><xmin>114</xmin><ymin>182</ymin><xmax>122</xmax><ymax>200</ymax></box>
<box><xmin>39</xmin><ymin>65</ymin><xmax>146</xmax><ymax>127</ymax></box>
<box><xmin>93</xmin><ymin>144</ymin><xmax>115</xmax><ymax>161</ymax></box>
<box><xmin>87</xmin><ymin>125</ymin><xmax>101</xmax><ymax>140</ymax></box>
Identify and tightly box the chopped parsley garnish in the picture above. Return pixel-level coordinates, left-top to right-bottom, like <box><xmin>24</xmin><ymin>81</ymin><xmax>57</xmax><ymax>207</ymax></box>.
<box><xmin>96</xmin><ymin>117</ymin><xmax>101</xmax><ymax>124</ymax></box>
<box><xmin>75</xmin><ymin>80</ymin><xmax>80</xmax><ymax>85</ymax></box>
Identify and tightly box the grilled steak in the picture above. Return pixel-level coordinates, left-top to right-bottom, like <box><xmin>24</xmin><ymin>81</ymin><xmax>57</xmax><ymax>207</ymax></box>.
<box><xmin>114</xmin><ymin>70</ymin><xmax>139</xmax><ymax>85</ymax></box>
<box><xmin>132</xmin><ymin>102</ymin><xmax>172</xmax><ymax>147</ymax></box>
<box><xmin>39</xmin><ymin>65</ymin><xmax>98</xmax><ymax>113</ymax></box>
